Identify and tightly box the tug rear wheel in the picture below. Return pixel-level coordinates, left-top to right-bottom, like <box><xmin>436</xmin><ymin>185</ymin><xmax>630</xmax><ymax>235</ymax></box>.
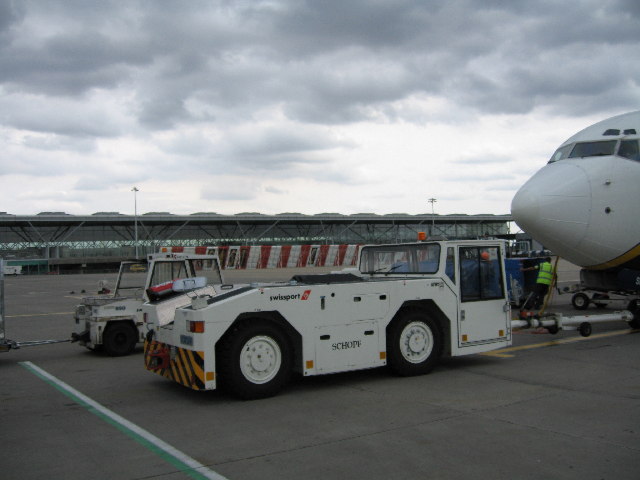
<box><xmin>218</xmin><ymin>321</ymin><xmax>292</xmax><ymax>400</ymax></box>
<box><xmin>103</xmin><ymin>322</ymin><xmax>138</xmax><ymax>356</ymax></box>
<box><xmin>387</xmin><ymin>310</ymin><xmax>442</xmax><ymax>376</ymax></box>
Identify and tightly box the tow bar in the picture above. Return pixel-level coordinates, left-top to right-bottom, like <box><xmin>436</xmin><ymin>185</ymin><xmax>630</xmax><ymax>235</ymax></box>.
<box><xmin>512</xmin><ymin>310</ymin><xmax>635</xmax><ymax>337</ymax></box>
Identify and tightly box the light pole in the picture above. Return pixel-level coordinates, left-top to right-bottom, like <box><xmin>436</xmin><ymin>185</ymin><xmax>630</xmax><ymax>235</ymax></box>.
<box><xmin>132</xmin><ymin>187</ymin><xmax>139</xmax><ymax>259</ymax></box>
<box><xmin>428</xmin><ymin>198</ymin><xmax>437</xmax><ymax>235</ymax></box>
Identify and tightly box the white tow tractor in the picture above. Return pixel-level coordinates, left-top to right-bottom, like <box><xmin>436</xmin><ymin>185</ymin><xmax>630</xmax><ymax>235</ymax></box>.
<box><xmin>72</xmin><ymin>252</ymin><xmax>223</xmax><ymax>356</ymax></box>
<box><xmin>143</xmin><ymin>240</ymin><xmax>514</xmax><ymax>399</ymax></box>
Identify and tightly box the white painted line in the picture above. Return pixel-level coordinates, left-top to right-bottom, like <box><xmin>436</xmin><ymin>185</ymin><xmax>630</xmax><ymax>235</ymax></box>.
<box><xmin>20</xmin><ymin>361</ymin><xmax>229</xmax><ymax>480</ymax></box>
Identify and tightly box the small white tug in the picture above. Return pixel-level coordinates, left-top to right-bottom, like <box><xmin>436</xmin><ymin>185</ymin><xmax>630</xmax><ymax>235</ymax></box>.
<box><xmin>73</xmin><ymin>252</ymin><xmax>223</xmax><ymax>356</ymax></box>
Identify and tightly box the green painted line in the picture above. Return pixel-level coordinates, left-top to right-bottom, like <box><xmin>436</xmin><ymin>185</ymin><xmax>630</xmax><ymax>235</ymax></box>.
<box><xmin>20</xmin><ymin>361</ymin><xmax>228</xmax><ymax>480</ymax></box>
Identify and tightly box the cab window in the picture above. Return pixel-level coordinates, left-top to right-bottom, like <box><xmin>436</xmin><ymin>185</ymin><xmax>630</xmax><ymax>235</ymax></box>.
<box><xmin>150</xmin><ymin>261</ymin><xmax>192</xmax><ymax>287</ymax></box>
<box><xmin>459</xmin><ymin>247</ymin><xmax>504</xmax><ymax>302</ymax></box>
<box><xmin>445</xmin><ymin>247</ymin><xmax>455</xmax><ymax>283</ymax></box>
<box><xmin>188</xmin><ymin>258</ymin><xmax>223</xmax><ymax>285</ymax></box>
<box><xmin>415</xmin><ymin>245</ymin><xmax>440</xmax><ymax>273</ymax></box>
<box><xmin>359</xmin><ymin>244</ymin><xmax>440</xmax><ymax>274</ymax></box>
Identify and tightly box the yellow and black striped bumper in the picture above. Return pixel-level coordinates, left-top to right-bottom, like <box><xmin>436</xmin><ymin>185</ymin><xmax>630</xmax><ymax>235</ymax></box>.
<box><xmin>144</xmin><ymin>340</ymin><xmax>206</xmax><ymax>390</ymax></box>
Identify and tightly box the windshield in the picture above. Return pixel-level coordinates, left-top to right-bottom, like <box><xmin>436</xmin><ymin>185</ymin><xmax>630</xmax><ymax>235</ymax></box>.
<box><xmin>548</xmin><ymin>144</ymin><xmax>572</xmax><ymax>163</ymax></box>
<box><xmin>549</xmin><ymin>139</ymin><xmax>640</xmax><ymax>163</ymax></box>
<box><xmin>359</xmin><ymin>244</ymin><xmax>440</xmax><ymax>274</ymax></box>
<box><xmin>148</xmin><ymin>258</ymin><xmax>223</xmax><ymax>290</ymax></box>
<box><xmin>150</xmin><ymin>261</ymin><xmax>192</xmax><ymax>287</ymax></box>
<box><xmin>116</xmin><ymin>262</ymin><xmax>147</xmax><ymax>290</ymax></box>
<box><xmin>568</xmin><ymin>140</ymin><xmax>617</xmax><ymax>158</ymax></box>
<box><xmin>618</xmin><ymin>139</ymin><xmax>640</xmax><ymax>161</ymax></box>
<box><xmin>188</xmin><ymin>258</ymin><xmax>223</xmax><ymax>285</ymax></box>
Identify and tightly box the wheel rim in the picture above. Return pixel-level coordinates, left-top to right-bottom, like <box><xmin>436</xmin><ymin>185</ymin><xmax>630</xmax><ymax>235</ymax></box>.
<box><xmin>399</xmin><ymin>321</ymin><xmax>434</xmax><ymax>364</ymax></box>
<box><xmin>239</xmin><ymin>335</ymin><xmax>282</xmax><ymax>384</ymax></box>
<box><xmin>575</xmin><ymin>295</ymin><xmax>587</xmax><ymax>307</ymax></box>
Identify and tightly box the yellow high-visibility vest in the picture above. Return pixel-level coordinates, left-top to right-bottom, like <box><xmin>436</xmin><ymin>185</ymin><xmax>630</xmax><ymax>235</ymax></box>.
<box><xmin>537</xmin><ymin>261</ymin><xmax>553</xmax><ymax>285</ymax></box>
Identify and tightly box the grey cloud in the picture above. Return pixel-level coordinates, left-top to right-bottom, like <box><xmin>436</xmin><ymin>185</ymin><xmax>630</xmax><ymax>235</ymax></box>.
<box><xmin>0</xmin><ymin>4</ymin><xmax>151</xmax><ymax>96</ymax></box>
<box><xmin>160</xmin><ymin>125</ymin><xmax>356</xmax><ymax>176</ymax></box>
<box><xmin>0</xmin><ymin>34</ymin><xmax>144</xmax><ymax>96</ymax></box>
<box><xmin>616</xmin><ymin>0</ymin><xmax>640</xmax><ymax>15</ymax></box>
<box><xmin>265</xmin><ymin>185</ymin><xmax>287</xmax><ymax>195</ymax></box>
<box><xmin>201</xmin><ymin>182</ymin><xmax>258</xmax><ymax>201</ymax></box>
<box><xmin>268</xmin><ymin>1</ymin><xmax>433</xmax><ymax>53</ymax></box>
<box><xmin>2</xmin><ymin>0</ymin><xmax>639</xmax><ymax>138</ymax></box>
<box><xmin>0</xmin><ymin>94</ymin><xmax>125</xmax><ymax>137</ymax></box>
<box><xmin>159</xmin><ymin>132</ymin><xmax>216</xmax><ymax>158</ymax></box>
<box><xmin>441</xmin><ymin>171</ymin><xmax>515</xmax><ymax>182</ymax></box>
<box><xmin>22</xmin><ymin>134</ymin><xmax>96</xmax><ymax>153</ymax></box>
<box><xmin>451</xmin><ymin>155</ymin><xmax>513</xmax><ymax>166</ymax></box>
<box><xmin>73</xmin><ymin>166</ymin><xmax>152</xmax><ymax>191</ymax></box>
<box><xmin>0</xmin><ymin>0</ymin><xmax>25</xmax><ymax>36</ymax></box>
<box><xmin>223</xmin><ymin>127</ymin><xmax>346</xmax><ymax>159</ymax></box>
<box><xmin>0</xmin><ymin>150</ymin><xmax>84</xmax><ymax>176</ymax></box>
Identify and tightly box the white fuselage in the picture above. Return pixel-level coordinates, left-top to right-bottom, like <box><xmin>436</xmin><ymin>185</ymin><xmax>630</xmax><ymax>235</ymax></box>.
<box><xmin>511</xmin><ymin>111</ymin><xmax>640</xmax><ymax>270</ymax></box>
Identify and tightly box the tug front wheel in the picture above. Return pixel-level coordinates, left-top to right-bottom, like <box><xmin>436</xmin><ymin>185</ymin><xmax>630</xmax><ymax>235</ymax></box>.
<box><xmin>387</xmin><ymin>310</ymin><xmax>442</xmax><ymax>376</ymax></box>
<box><xmin>218</xmin><ymin>321</ymin><xmax>292</xmax><ymax>400</ymax></box>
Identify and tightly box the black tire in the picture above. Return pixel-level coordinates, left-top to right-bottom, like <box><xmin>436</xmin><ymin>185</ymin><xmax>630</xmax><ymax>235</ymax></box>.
<box><xmin>546</xmin><ymin>325</ymin><xmax>559</xmax><ymax>335</ymax></box>
<box><xmin>627</xmin><ymin>300</ymin><xmax>640</xmax><ymax>329</ymax></box>
<box><xmin>571</xmin><ymin>293</ymin><xmax>590</xmax><ymax>310</ymax></box>
<box><xmin>103</xmin><ymin>322</ymin><xmax>138</xmax><ymax>356</ymax></box>
<box><xmin>387</xmin><ymin>309</ymin><xmax>442</xmax><ymax>376</ymax></box>
<box><xmin>217</xmin><ymin>321</ymin><xmax>292</xmax><ymax>400</ymax></box>
<box><xmin>578</xmin><ymin>322</ymin><xmax>592</xmax><ymax>337</ymax></box>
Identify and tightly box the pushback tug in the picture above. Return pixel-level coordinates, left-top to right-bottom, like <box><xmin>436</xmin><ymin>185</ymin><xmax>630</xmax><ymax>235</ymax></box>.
<box><xmin>143</xmin><ymin>239</ymin><xmax>513</xmax><ymax>399</ymax></box>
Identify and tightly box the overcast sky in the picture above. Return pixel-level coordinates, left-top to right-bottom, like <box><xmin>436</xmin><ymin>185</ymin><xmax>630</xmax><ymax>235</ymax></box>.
<box><xmin>1</xmin><ymin>0</ymin><xmax>639</xmax><ymax>218</ymax></box>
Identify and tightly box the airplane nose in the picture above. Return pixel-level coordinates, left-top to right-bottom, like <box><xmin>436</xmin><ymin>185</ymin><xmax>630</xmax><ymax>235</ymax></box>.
<box><xmin>511</xmin><ymin>162</ymin><xmax>591</xmax><ymax>255</ymax></box>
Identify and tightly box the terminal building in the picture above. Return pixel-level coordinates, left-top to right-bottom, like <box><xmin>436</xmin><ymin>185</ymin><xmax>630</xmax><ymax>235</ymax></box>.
<box><xmin>0</xmin><ymin>211</ymin><xmax>513</xmax><ymax>273</ymax></box>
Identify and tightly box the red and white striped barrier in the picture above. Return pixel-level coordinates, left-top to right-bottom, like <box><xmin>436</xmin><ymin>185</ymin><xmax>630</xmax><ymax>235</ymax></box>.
<box><xmin>160</xmin><ymin>244</ymin><xmax>360</xmax><ymax>270</ymax></box>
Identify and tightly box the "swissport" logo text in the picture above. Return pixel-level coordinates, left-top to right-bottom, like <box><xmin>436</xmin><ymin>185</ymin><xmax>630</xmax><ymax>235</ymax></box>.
<box><xmin>269</xmin><ymin>290</ymin><xmax>311</xmax><ymax>302</ymax></box>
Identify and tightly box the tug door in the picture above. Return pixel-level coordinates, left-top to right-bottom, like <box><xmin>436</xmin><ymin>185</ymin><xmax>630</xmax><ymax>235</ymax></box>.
<box><xmin>457</xmin><ymin>245</ymin><xmax>510</xmax><ymax>346</ymax></box>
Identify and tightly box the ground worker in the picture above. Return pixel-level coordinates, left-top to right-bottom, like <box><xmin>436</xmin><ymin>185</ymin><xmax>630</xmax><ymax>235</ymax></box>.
<box><xmin>522</xmin><ymin>257</ymin><xmax>554</xmax><ymax>309</ymax></box>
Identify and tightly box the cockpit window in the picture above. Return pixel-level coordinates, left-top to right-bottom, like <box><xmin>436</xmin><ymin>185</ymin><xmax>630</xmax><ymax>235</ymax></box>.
<box><xmin>548</xmin><ymin>144</ymin><xmax>573</xmax><ymax>163</ymax></box>
<box><xmin>618</xmin><ymin>140</ymin><xmax>640</xmax><ymax>161</ymax></box>
<box><xmin>568</xmin><ymin>140</ymin><xmax>617</xmax><ymax>158</ymax></box>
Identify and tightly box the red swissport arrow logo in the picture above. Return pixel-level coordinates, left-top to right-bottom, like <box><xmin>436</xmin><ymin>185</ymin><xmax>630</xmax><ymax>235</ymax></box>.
<box><xmin>301</xmin><ymin>290</ymin><xmax>311</xmax><ymax>300</ymax></box>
